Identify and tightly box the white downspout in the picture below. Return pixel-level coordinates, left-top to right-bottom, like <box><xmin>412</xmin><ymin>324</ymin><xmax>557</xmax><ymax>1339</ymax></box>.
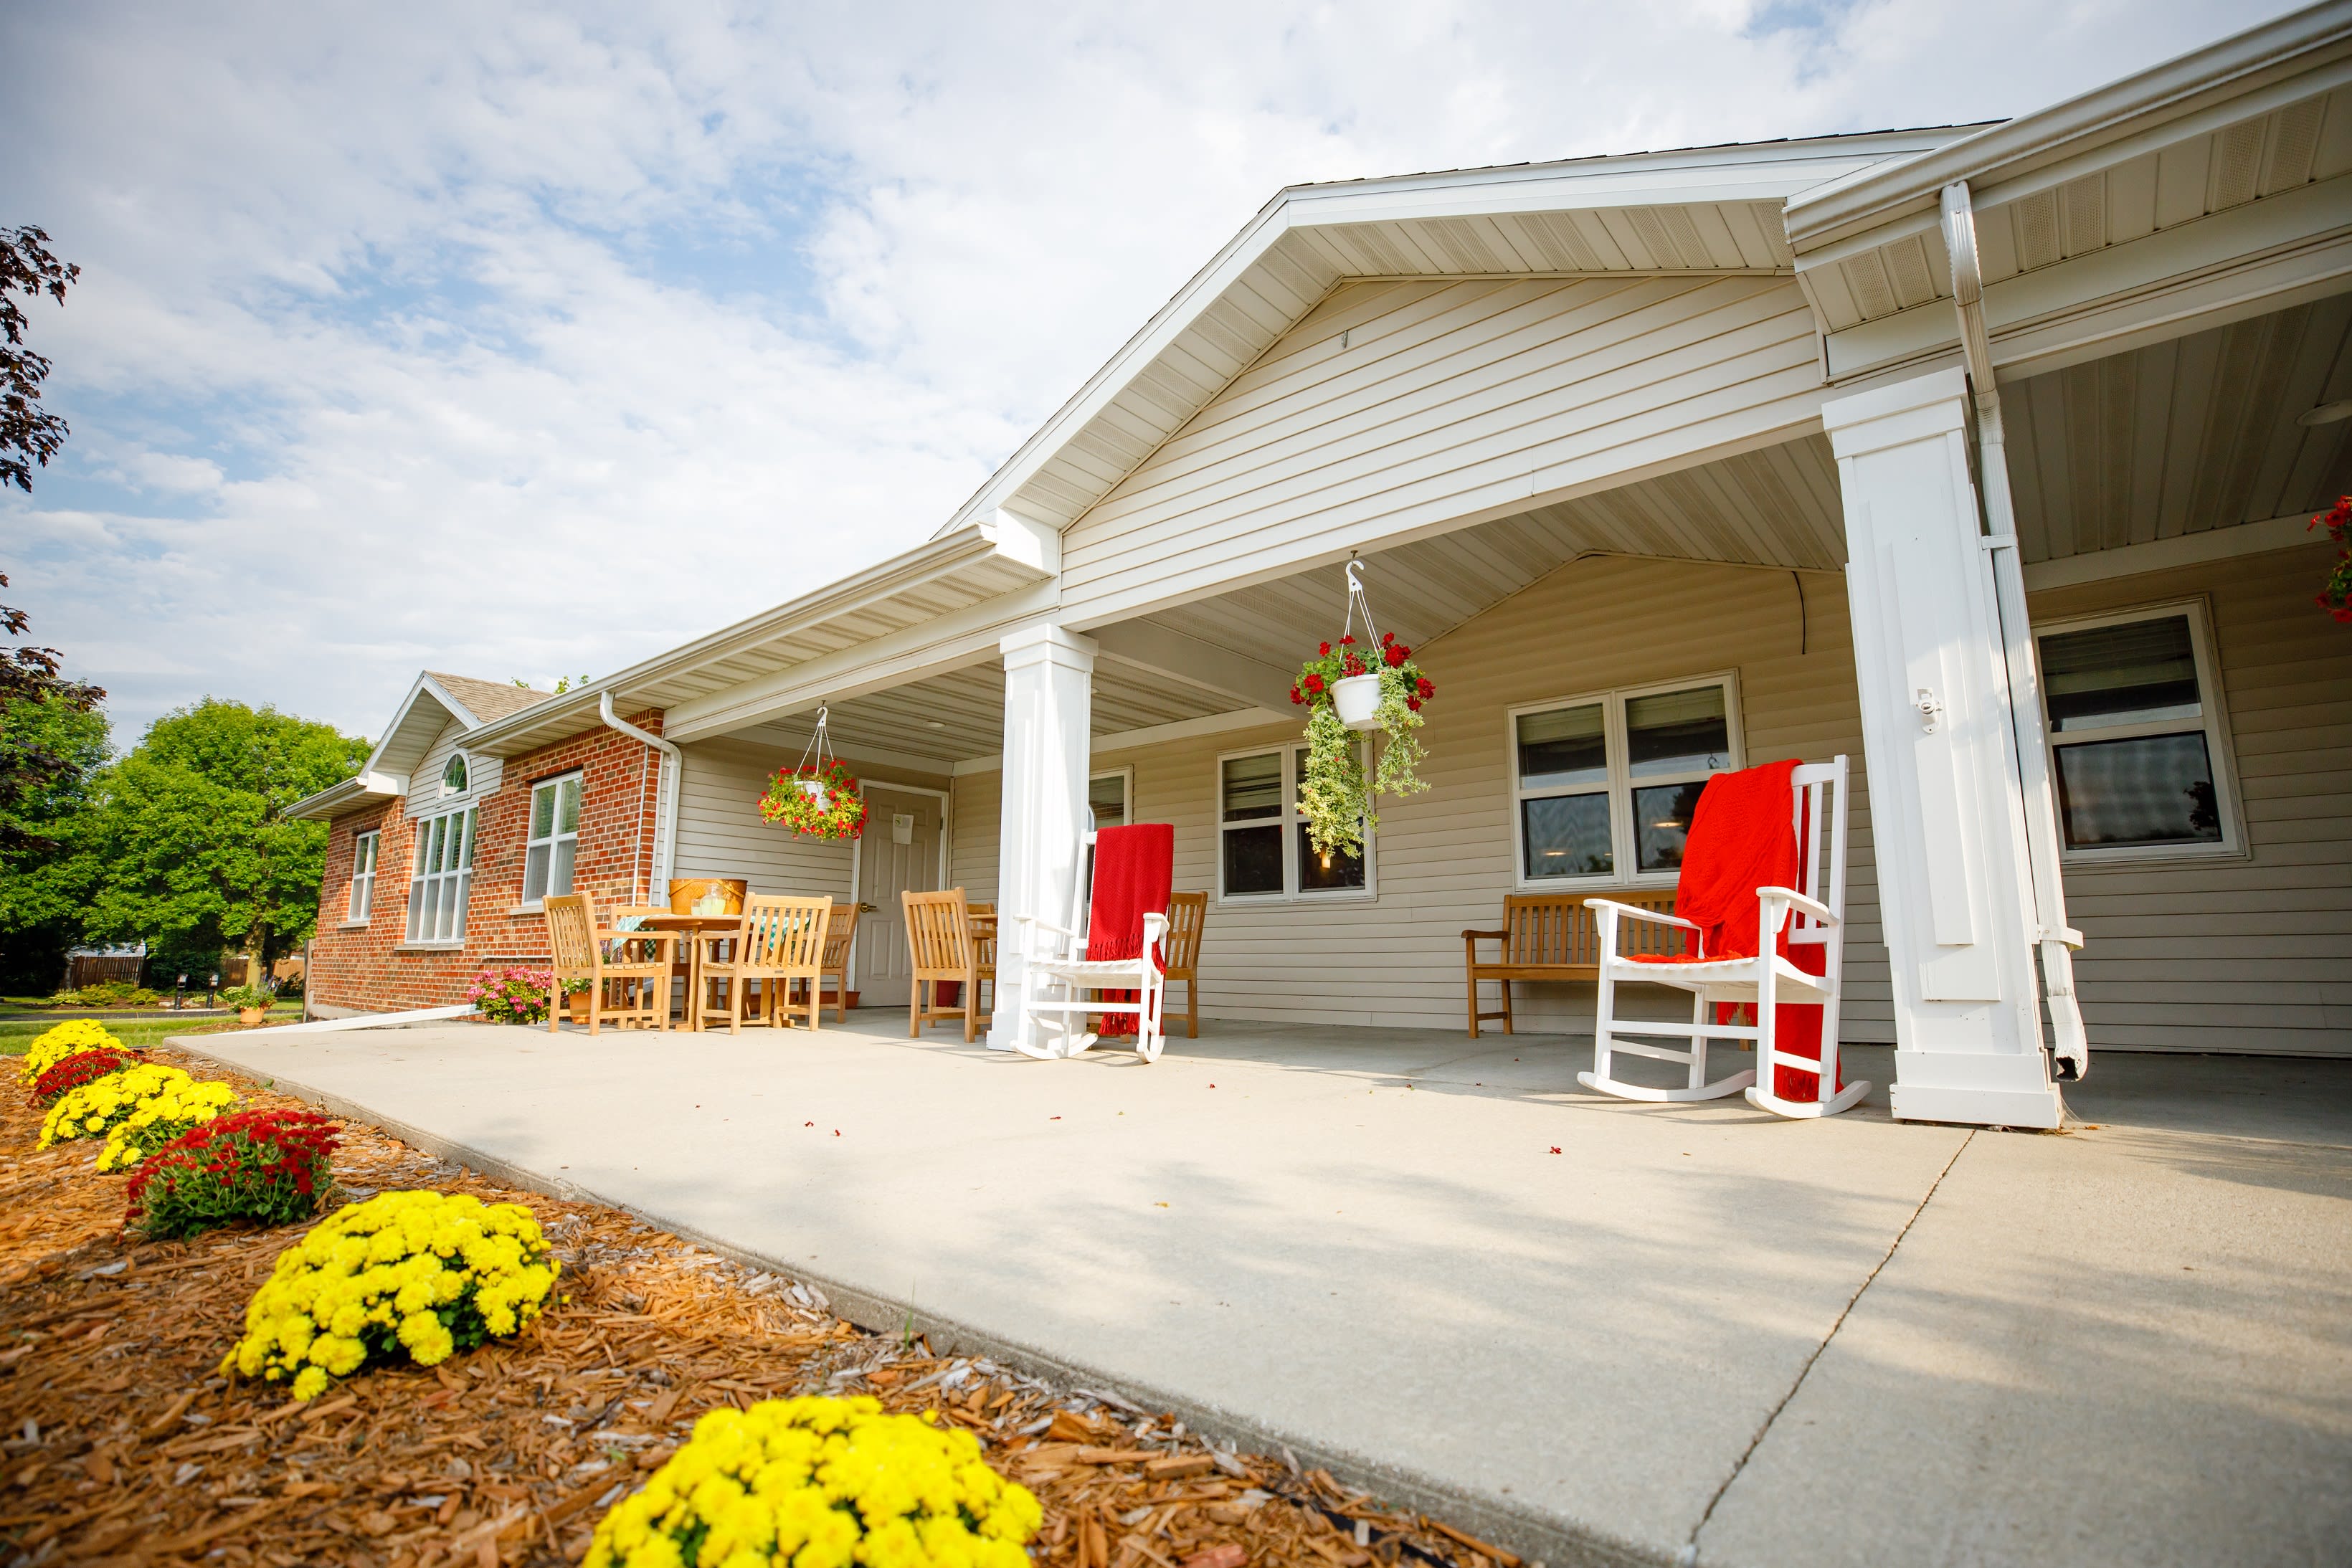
<box><xmin>1938</xmin><ymin>181</ymin><xmax>2091</xmax><ymax>1082</ymax></box>
<box><xmin>600</xmin><ymin>692</ymin><xmax>680</xmax><ymax>903</ymax></box>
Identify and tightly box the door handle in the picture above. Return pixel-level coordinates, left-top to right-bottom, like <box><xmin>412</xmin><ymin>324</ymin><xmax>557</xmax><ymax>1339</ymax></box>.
<box><xmin>858</xmin><ymin>901</ymin><xmax>878</xmax><ymax>913</ymax></box>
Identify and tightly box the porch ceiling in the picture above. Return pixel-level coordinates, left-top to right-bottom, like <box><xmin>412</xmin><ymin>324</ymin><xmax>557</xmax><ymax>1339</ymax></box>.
<box><xmin>727</xmin><ymin>656</ymin><xmax>1248</xmax><ymax>770</ymax></box>
<box><xmin>2004</xmin><ymin>289</ymin><xmax>2352</xmax><ymax>562</ymax></box>
<box><xmin>1134</xmin><ymin>434</ymin><xmax>1845</xmax><ymax>669</ymax></box>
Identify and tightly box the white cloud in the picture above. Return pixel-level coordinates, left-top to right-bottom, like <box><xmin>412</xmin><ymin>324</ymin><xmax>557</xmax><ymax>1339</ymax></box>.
<box><xmin>0</xmin><ymin>0</ymin><xmax>2295</xmax><ymax>743</ymax></box>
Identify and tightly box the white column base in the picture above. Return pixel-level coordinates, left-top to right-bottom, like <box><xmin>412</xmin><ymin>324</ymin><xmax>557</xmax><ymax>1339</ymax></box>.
<box><xmin>1889</xmin><ymin>1050</ymin><xmax>2064</xmax><ymax>1129</ymax></box>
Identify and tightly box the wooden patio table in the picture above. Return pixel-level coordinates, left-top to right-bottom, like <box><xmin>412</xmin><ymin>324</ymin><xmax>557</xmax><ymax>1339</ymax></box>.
<box><xmin>631</xmin><ymin>912</ymin><xmax>745</xmax><ymax>1032</ymax></box>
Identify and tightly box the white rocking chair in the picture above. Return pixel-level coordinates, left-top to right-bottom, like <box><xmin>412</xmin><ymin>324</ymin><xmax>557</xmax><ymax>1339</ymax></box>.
<box><xmin>1007</xmin><ymin>827</ymin><xmax>1172</xmax><ymax>1063</ymax></box>
<box><xmin>1578</xmin><ymin>756</ymin><xmax>1870</xmax><ymax>1119</ymax></box>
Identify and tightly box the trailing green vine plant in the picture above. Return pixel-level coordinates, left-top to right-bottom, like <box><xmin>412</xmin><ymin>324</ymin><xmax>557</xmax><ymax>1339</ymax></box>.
<box><xmin>1291</xmin><ymin>631</ymin><xmax>1436</xmax><ymax>860</ymax></box>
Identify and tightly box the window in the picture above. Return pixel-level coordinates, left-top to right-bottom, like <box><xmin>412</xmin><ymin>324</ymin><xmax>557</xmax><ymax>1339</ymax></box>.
<box><xmin>347</xmin><ymin>830</ymin><xmax>380</xmax><ymax>922</ymax></box>
<box><xmin>2036</xmin><ymin>602</ymin><xmax>2239</xmax><ymax>859</ymax></box>
<box><xmin>522</xmin><ymin>771</ymin><xmax>583</xmax><ymax>905</ymax></box>
<box><xmin>1510</xmin><ymin>677</ymin><xmax>1740</xmax><ymax>886</ymax></box>
<box><xmin>405</xmin><ymin>807</ymin><xmax>475</xmax><ymax>943</ymax></box>
<box><xmin>441</xmin><ymin>753</ymin><xmax>468</xmax><ymax>796</ymax></box>
<box><xmin>1088</xmin><ymin>770</ymin><xmax>1130</xmax><ymax>830</ymax></box>
<box><xmin>1216</xmin><ymin>743</ymin><xmax>1370</xmax><ymax>901</ymax></box>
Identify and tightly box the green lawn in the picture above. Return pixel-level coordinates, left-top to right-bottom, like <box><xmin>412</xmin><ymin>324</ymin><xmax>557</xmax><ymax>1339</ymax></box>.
<box><xmin>0</xmin><ymin>1004</ymin><xmax>302</xmax><ymax>1057</ymax></box>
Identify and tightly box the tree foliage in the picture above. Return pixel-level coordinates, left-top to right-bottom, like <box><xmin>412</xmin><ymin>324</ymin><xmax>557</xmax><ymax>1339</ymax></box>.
<box><xmin>2</xmin><ymin>224</ymin><xmax>77</xmax><ymax>495</ymax></box>
<box><xmin>75</xmin><ymin>700</ymin><xmax>370</xmax><ymax>973</ymax></box>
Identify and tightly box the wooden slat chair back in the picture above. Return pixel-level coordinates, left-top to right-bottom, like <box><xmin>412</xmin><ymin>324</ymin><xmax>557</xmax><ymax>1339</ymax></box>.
<box><xmin>904</xmin><ymin>889</ymin><xmax>988</xmax><ymax>1042</ymax></box>
<box><xmin>1580</xmin><ymin>756</ymin><xmax>1869</xmax><ymax>1118</ymax></box>
<box><xmin>1161</xmin><ymin>892</ymin><xmax>1208</xmax><ymax>1039</ymax></box>
<box><xmin>1462</xmin><ymin>890</ymin><xmax>1679</xmax><ymax>1038</ymax></box>
<box><xmin>795</xmin><ymin>902</ymin><xmax>861</xmax><ymax>1025</ymax></box>
<box><xmin>544</xmin><ymin>893</ymin><xmax>675</xmax><ymax>1035</ymax></box>
<box><xmin>696</xmin><ymin>895</ymin><xmax>832</xmax><ymax>1034</ymax></box>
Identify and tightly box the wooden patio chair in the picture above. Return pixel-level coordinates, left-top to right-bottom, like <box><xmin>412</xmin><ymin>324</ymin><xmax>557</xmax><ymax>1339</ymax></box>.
<box><xmin>1160</xmin><ymin>893</ymin><xmax>1208</xmax><ymax>1039</ymax></box>
<box><xmin>544</xmin><ymin>893</ymin><xmax>676</xmax><ymax>1035</ymax></box>
<box><xmin>904</xmin><ymin>890</ymin><xmax>990</xmax><ymax>1042</ymax></box>
<box><xmin>1581</xmin><ymin>756</ymin><xmax>1868</xmax><ymax>1118</ymax></box>
<box><xmin>792</xmin><ymin>901</ymin><xmax>861</xmax><ymax>1025</ymax></box>
<box><xmin>694</xmin><ymin>895</ymin><xmax>833</xmax><ymax>1035</ymax></box>
<box><xmin>1462</xmin><ymin>891</ymin><xmax>1681</xmax><ymax>1038</ymax></box>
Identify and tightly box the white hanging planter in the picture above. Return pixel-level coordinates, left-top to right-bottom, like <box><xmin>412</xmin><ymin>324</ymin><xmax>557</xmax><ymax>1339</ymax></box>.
<box><xmin>1331</xmin><ymin>673</ymin><xmax>1383</xmax><ymax>731</ymax></box>
<box><xmin>799</xmin><ymin>778</ymin><xmax>829</xmax><ymax>810</ymax></box>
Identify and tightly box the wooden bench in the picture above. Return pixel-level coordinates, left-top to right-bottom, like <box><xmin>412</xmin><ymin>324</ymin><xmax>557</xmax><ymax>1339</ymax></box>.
<box><xmin>1462</xmin><ymin>890</ymin><xmax>1683</xmax><ymax>1038</ymax></box>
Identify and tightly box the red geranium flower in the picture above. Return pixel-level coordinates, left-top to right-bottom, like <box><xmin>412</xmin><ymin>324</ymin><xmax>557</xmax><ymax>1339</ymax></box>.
<box><xmin>1380</xmin><ymin>632</ymin><xmax>1394</xmax><ymax>645</ymax></box>
<box><xmin>1338</xmin><ymin>635</ymin><xmax>1355</xmax><ymax>645</ymax></box>
<box><xmin>1406</xmin><ymin>697</ymin><xmax>1423</xmax><ymax>711</ymax></box>
<box><xmin>1304</xmin><ymin>673</ymin><xmax>1324</xmax><ymax>694</ymax></box>
<box><xmin>1317</xmin><ymin>641</ymin><xmax>1331</xmax><ymax>656</ymax></box>
<box><xmin>1289</xmin><ymin>685</ymin><xmax>1303</xmax><ymax>704</ymax></box>
<box><xmin>1416</xmin><ymin>676</ymin><xmax>1434</xmax><ymax>698</ymax></box>
<box><xmin>1384</xmin><ymin>645</ymin><xmax>1406</xmax><ymax>667</ymax></box>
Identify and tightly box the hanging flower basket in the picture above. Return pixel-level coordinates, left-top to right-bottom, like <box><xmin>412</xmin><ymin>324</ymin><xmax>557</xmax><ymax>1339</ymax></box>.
<box><xmin>2313</xmin><ymin>495</ymin><xmax>2351</xmax><ymax>622</ymax></box>
<box><xmin>1289</xmin><ymin>561</ymin><xmax>1436</xmax><ymax>862</ymax></box>
<box><xmin>761</xmin><ymin>758</ymin><xmax>867</xmax><ymax>840</ymax></box>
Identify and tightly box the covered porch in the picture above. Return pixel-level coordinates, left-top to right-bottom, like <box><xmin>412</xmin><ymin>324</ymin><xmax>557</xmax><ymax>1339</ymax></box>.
<box><xmin>178</xmin><ymin>1014</ymin><xmax>2352</xmax><ymax>1567</ymax></box>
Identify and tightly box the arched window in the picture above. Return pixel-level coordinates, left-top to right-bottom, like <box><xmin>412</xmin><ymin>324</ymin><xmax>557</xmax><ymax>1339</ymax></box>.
<box><xmin>442</xmin><ymin>753</ymin><xmax>469</xmax><ymax>797</ymax></box>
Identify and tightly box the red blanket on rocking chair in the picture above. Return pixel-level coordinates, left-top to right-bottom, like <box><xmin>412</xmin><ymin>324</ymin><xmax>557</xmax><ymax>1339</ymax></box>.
<box><xmin>1629</xmin><ymin>759</ymin><xmax>1840</xmax><ymax>1101</ymax></box>
<box><xmin>1086</xmin><ymin>823</ymin><xmax>1174</xmax><ymax>1036</ymax></box>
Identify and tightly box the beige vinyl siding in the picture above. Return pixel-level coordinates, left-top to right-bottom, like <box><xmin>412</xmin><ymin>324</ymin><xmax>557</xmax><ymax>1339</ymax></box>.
<box><xmin>969</xmin><ymin>553</ymin><xmax>1884</xmax><ymax>1038</ymax></box>
<box><xmin>1057</xmin><ymin>275</ymin><xmax>1828</xmax><ymax>627</ymax></box>
<box><xmin>673</xmin><ymin>740</ymin><xmax>954</xmax><ymax>900</ymax></box>
<box><xmin>947</xmin><ymin>769</ymin><xmax>1001</xmax><ymax>904</ymax></box>
<box><xmin>2031</xmin><ymin>539</ymin><xmax>2352</xmax><ymax>1056</ymax></box>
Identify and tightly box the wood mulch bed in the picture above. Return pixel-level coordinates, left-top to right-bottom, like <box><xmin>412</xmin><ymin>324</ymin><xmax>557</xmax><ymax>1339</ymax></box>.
<box><xmin>0</xmin><ymin>1065</ymin><xmax>1524</xmax><ymax>1568</ymax></box>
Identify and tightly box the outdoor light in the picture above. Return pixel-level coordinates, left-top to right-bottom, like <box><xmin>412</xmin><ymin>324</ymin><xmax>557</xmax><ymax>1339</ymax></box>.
<box><xmin>2297</xmin><ymin>398</ymin><xmax>2352</xmax><ymax>427</ymax></box>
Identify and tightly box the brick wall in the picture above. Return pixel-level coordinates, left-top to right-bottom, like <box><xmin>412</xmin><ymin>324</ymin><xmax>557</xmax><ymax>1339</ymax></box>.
<box><xmin>306</xmin><ymin>711</ymin><xmax>665</xmax><ymax>1014</ymax></box>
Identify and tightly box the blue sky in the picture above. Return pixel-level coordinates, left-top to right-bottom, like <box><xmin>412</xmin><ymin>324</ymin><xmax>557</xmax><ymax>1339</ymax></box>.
<box><xmin>0</xmin><ymin>0</ymin><xmax>2294</xmax><ymax>746</ymax></box>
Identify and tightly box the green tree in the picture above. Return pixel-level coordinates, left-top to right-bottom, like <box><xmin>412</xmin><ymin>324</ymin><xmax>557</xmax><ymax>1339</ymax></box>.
<box><xmin>77</xmin><ymin>699</ymin><xmax>369</xmax><ymax>982</ymax></box>
<box><xmin>0</xmin><ymin>690</ymin><xmax>110</xmax><ymax>991</ymax></box>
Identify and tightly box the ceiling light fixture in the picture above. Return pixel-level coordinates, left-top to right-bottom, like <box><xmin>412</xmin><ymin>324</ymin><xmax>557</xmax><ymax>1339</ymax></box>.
<box><xmin>2296</xmin><ymin>399</ymin><xmax>2352</xmax><ymax>427</ymax></box>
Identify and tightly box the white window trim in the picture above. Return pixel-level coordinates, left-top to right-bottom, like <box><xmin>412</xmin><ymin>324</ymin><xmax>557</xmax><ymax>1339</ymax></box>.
<box><xmin>1506</xmin><ymin>671</ymin><xmax>1744</xmax><ymax>892</ymax></box>
<box><xmin>346</xmin><ymin>830</ymin><xmax>380</xmax><ymax>923</ymax></box>
<box><xmin>404</xmin><ymin>805</ymin><xmax>476</xmax><ymax>946</ymax></box>
<box><xmin>1088</xmin><ymin>766</ymin><xmax>1134</xmax><ymax>830</ymax></box>
<box><xmin>2034</xmin><ymin>597</ymin><xmax>2245</xmax><ymax>865</ymax></box>
<box><xmin>1214</xmin><ymin>740</ymin><xmax>1376</xmax><ymax>905</ymax></box>
<box><xmin>518</xmin><ymin>770</ymin><xmax>584</xmax><ymax>911</ymax></box>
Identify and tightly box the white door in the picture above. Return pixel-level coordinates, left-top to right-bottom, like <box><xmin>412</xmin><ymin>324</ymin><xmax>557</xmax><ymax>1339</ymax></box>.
<box><xmin>855</xmin><ymin>788</ymin><xmax>942</xmax><ymax>1007</ymax></box>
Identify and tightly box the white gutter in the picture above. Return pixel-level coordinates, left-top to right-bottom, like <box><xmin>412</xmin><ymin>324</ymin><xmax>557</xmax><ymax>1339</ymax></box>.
<box><xmin>1940</xmin><ymin>179</ymin><xmax>2091</xmax><ymax>1083</ymax></box>
<box><xmin>600</xmin><ymin>691</ymin><xmax>680</xmax><ymax>902</ymax></box>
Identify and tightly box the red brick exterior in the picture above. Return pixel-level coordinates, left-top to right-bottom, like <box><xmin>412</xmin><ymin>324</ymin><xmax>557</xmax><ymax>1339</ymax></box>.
<box><xmin>306</xmin><ymin>711</ymin><xmax>666</xmax><ymax>1014</ymax></box>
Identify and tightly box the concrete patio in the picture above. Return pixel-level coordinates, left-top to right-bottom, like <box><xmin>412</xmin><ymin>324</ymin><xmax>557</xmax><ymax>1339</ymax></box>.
<box><xmin>174</xmin><ymin>1014</ymin><xmax>2352</xmax><ymax>1568</ymax></box>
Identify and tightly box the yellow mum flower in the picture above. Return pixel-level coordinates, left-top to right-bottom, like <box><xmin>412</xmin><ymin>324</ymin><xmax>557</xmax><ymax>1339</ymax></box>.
<box><xmin>582</xmin><ymin>1397</ymin><xmax>1040</xmax><ymax>1568</ymax></box>
<box><xmin>221</xmin><ymin>1190</ymin><xmax>557</xmax><ymax>1402</ymax></box>
<box><xmin>19</xmin><ymin>1020</ymin><xmax>125</xmax><ymax>1084</ymax></box>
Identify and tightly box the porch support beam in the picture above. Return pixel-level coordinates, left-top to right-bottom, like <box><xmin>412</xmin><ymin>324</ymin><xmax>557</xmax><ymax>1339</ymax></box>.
<box><xmin>988</xmin><ymin>625</ymin><xmax>1096</xmax><ymax>1053</ymax></box>
<box><xmin>1091</xmin><ymin>622</ymin><xmax>1297</xmax><ymax>716</ymax></box>
<box><xmin>1823</xmin><ymin>368</ymin><xmax>2064</xmax><ymax>1129</ymax></box>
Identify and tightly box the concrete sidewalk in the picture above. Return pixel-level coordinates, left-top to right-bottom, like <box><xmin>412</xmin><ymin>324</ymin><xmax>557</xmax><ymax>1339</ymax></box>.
<box><xmin>174</xmin><ymin>1017</ymin><xmax>2352</xmax><ymax>1568</ymax></box>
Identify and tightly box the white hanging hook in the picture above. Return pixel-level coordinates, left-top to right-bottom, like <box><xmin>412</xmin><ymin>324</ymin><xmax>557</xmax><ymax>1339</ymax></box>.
<box><xmin>1339</xmin><ymin>556</ymin><xmax>1381</xmax><ymax>649</ymax></box>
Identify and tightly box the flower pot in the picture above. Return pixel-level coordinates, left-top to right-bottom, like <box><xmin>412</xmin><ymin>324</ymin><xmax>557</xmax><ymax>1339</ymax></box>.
<box><xmin>566</xmin><ymin>992</ymin><xmax>591</xmax><ymax>1025</ymax></box>
<box><xmin>1332</xmin><ymin>673</ymin><xmax>1383</xmax><ymax>731</ymax></box>
<box><xmin>799</xmin><ymin>778</ymin><xmax>829</xmax><ymax>811</ymax></box>
<box><xmin>237</xmin><ymin>1007</ymin><xmax>267</xmax><ymax>1027</ymax></box>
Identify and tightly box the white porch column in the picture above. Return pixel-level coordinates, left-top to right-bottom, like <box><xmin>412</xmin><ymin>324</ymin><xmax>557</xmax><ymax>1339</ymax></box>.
<box><xmin>988</xmin><ymin>624</ymin><xmax>1096</xmax><ymax>1052</ymax></box>
<box><xmin>1823</xmin><ymin>369</ymin><xmax>2064</xmax><ymax>1129</ymax></box>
